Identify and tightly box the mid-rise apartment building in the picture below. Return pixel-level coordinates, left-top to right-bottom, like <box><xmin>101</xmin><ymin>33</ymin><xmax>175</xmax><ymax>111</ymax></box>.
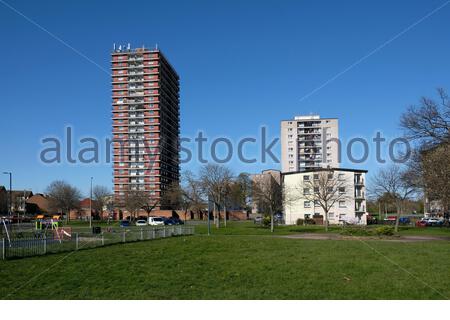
<box><xmin>111</xmin><ymin>44</ymin><xmax>180</xmax><ymax>207</ymax></box>
<box><xmin>281</xmin><ymin>115</ymin><xmax>339</xmax><ymax>173</ymax></box>
<box><xmin>282</xmin><ymin>168</ymin><xmax>367</xmax><ymax>225</ymax></box>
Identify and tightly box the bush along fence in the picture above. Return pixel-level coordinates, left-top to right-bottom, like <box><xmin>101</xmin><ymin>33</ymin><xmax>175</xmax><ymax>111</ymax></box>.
<box><xmin>1</xmin><ymin>225</ymin><xmax>195</xmax><ymax>260</ymax></box>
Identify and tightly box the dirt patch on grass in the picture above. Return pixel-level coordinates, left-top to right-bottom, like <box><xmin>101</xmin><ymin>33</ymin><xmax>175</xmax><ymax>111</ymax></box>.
<box><xmin>283</xmin><ymin>233</ymin><xmax>450</xmax><ymax>242</ymax></box>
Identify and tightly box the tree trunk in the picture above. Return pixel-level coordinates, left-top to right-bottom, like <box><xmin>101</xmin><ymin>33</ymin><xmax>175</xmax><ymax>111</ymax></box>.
<box><xmin>324</xmin><ymin>211</ymin><xmax>329</xmax><ymax>232</ymax></box>
<box><xmin>270</xmin><ymin>207</ymin><xmax>274</xmax><ymax>233</ymax></box>
<box><xmin>224</xmin><ymin>203</ymin><xmax>227</xmax><ymax>228</ymax></box>
<box><xmin>214</xmin><ymin>202</ymin><xmax>220</xmax><ymax>228</ymax></box>
<box><xmin>394</xmin><ymin>202</ymin><xmax>401</xmax><ymax>233</ymax></box>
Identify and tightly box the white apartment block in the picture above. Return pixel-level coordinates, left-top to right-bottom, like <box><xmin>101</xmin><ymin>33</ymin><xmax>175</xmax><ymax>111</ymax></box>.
<box><xmin>281</xmin><ymin>115</ymin><xmax>339</xmax><ymax>173</ymax></box>
<box><xmin>282</xmin><ymin>168</ymin><xmax>367</xmax><ymax>225</ymax></box>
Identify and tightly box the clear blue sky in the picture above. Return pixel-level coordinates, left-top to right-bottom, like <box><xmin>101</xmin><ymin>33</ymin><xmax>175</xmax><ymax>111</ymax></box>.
<box><xmin>1</xmin><ymin>0</ymin><xmax>449</xmax><ymax>195</ymax></box>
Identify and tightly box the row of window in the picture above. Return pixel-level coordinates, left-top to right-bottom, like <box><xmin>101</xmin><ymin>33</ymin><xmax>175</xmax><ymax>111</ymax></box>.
<box><xmin>303</xmin><ymin>187</ymin><xmax>346</xmax><ymax>195</ymax></box>
<box><xmin>304</xmin><ymin>200</ymin><xmax>347</xmax><ymax>208</ymax></box>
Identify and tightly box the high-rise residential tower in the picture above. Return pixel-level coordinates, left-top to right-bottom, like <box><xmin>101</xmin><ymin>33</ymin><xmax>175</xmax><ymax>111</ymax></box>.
<box><xmin>111</xmin><ymin>45</ymin><xmax>180</xmax><ymax>207</ymax></box>
<box><xmin>281</xmin><ymin>115</ymin><xmax>339</xmax><ymax>172</ymax></box>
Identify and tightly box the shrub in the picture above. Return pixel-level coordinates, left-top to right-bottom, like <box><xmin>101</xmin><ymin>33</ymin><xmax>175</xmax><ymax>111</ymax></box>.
<box><xmin>262</xmin><ymin>215</ymin><xmax>271</xmax><ymax>227</ymax></box>
<box><xmin>340</xmin><ymin>227</ymin><xmax>372</xmax><ymax>236</ymax></box>
<box><xmin>374</xmin><ymin>226</ymin><xmax>395</xmax><ymax>236</ymax></box>
<box><xmin>296</xmin><ymin>218</ymin><xmax>304</xmax><ymax>226</ymax></box>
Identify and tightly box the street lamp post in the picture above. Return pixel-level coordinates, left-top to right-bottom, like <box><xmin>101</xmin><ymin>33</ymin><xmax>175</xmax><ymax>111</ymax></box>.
<box><xmin>2</xmin><ymin>172</ymin><xmax>12</xmax><ymax>218</ymax></box>
<box><xmin>90</xmin><ymin>177</ymin><xmax>93</xmax><ymax>229</ymax></box>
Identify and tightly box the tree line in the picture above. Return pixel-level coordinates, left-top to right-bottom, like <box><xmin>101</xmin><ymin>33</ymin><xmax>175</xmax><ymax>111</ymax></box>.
<box><xmin>370</xmin><ymin>88</ymin><xmax>450</xmax><ymax>231</ymax></box>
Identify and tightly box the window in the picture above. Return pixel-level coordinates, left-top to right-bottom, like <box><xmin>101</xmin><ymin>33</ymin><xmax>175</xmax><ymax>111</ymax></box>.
<box><xmin>314</xmin><ymin>187</ymin><xmax>319</xmax><ymax>194</ymax></box>
<box><xmin>314</xmin><ymin>200</ymin><xmax>321</xmax><ymax>207</ymax></box>
<box><xmin>338</xmin><ymin>173</ymin><xmax>345</xmax><ymax>180</ymax></box>
<box><xmin>328</xmin><ymin>173</ymin><xmax>333</xmax><ymax>179</ymax></box>
<box><xmin>339</xmin><ymin>201</ymin><xmax>346</xmax><ymax>208</ymax></box>
<box><xmin>339</xmin><ymin>187</ymin><xmax>346</xmax><ymax>194</ymax></box>
<box><xmin>313</xmin><ymin>174</ymin><xmax>319</xmax><ymax>180</ymax></box>
<box><xmin>303</xmin><ymin>175</ymin><xmax>310</xmax><ymax>181</ymax></box>
<box><xmin>329</xmin><ymin>212</ymin><xmax>334</xmax><ymax>218</ymax></box>
<box><xmin>303</xmin><ymin>188</ymin><xmax>310</xmax><ymax>195</ymax></box>
<box><xmin>304</xmin><ymin>201</ymin><xmax>311</xmax><ymax>208</ymax></box>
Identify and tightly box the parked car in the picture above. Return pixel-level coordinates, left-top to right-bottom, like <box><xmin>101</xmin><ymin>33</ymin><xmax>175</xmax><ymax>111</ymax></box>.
<box><xmin>135</xmin><ymin>219</ymin><xmax>147</xmax><ymax>227</ymax></box>
<box><xmin>254</xmin><ymin>216</ymin><xmax>263</xmax><ymax>224</ymax></box>
<box><xmin>163</xmin><ymin>217</ymin><xmax>179</xmax><ymax>225</ymax></box>
<box><xmin>427</xmin><ymin>218</ymin><xmax>443</xmax><ymax>226</ymax></box>
<box><xmin>148</xmin><ymin>217</ymin><xmax>165</xmax><ymax>226</ymax></box>
<box><xmin>399</xmin><ymin>217</ymin><xmax>411</xmax><ymax>224</ymax></box>
<box><xmin>416</xmin><ymin>220</ymin><xmax>427</xmax><ymax>227</ymax></box>
<box><xmin>119</xmin><ymin>220</ymin><xmax>130</xmax><ymax>227</ymax></box>
<box><xmin>274</xmin><ymin>213</ymin><xmax>283</xmax><ymax>222</ymax></box>
<box><xmin>168</xmin><ymin>217</ymin><xmax>184</xmax><ymax>225</ymax></box>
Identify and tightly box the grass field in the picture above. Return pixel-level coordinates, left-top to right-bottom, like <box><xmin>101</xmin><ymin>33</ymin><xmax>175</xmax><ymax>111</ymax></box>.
<box><xmin>1</xmin><ymin>221</ymin><xmax>450</xmax><ymax>299</ymax></box>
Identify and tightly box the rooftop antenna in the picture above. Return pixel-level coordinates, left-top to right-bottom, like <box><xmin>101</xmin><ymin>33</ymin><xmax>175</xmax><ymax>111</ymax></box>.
<box><xmin>156</xmin><ymin>43</ymin><xmax>158</xmax><ymax>50</ymax></box>
<box><xmin>127</xmin><ymin>43</ymin><xmax>131</xmax><ymax>50</ymax></box>
<box><xmin>113</xmin><ymin>43</ymin><xmax>116</xmax><ymax>51</ymax></box>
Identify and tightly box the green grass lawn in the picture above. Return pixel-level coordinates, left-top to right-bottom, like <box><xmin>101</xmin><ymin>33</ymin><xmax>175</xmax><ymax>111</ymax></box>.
<box><xmin>1</xmin><ymin>229</ymin><xmax>450</xmax><ymax>299</ymax></box>
<box><xmin>193</xmin><ymin>220</ymin><xmax>450</xmax><ymax>237</ymax></box>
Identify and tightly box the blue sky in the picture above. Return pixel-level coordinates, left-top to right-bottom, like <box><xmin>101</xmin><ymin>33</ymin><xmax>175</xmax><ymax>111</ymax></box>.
<box><xmin>0</xmin><ymin>0</ymin><xmax>449</xmax><ymax>195</ymax></box>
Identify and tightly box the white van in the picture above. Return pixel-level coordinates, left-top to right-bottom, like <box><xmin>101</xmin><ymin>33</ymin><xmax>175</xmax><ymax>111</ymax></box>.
<box><xmin>148</xmin><ymin>217</ymin><xmax>165</xmax><ymax>226</ymax></box>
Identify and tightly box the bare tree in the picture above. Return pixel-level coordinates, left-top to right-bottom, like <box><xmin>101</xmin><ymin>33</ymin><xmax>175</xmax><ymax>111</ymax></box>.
<box><xmin>400</xmin><ymin>88</ymin><xmax>450</xmax><ymax>145</ymax></box>
<box><xmin>163</xmin><ymin>171</ymin><xmax>205</xmax><ymax>221</ymax></box>
<box><xmin>199</xmin><ymin>164</ymin><xmax>233</xmax><ymax>228</ymax></box>
<box><xmin>421</xmin><ymin>143</ymin><xmax>450</xmax><ymax>212</ymax></box>
<box><xmin>370</xmin><ymin>165</ymin><xmax>416</xmax><ymax>232</ymax></box>
<box><xmin>46</xmin><ymin>180</ymin><xmax>82</xmax><ymax>222</ymax></box>
<box><xmin>229</xmin><ymin>173</ymin><xmax>252</xmax><ymax>212</ymax></box>
<box><xmin>124</xmin><ymin>190</ymin><xmax>146</xmax><ymax>221</ymax></box>
<box><xmin>287</xmin><ymin>170</ymin><xmax>351</xmax><ymax>232</ymax></box>
<box><xmin>400</xmin><ymin>88</ymin><xmax>450</xmax><ymax>215</ymax></box>
<box><xmin>92</xmin><ymin>185</ymin><xmax>110</xmax><ymax>220</ymax></box>
<box><xmin>252</xmin><ymin>173</ymin><xmax>282</xmax><ymax>232</ymax></box>
<box><xmin>141</xmin><ymin>192</ymin><xmax>160</xmax><ymax>219</ymax></box>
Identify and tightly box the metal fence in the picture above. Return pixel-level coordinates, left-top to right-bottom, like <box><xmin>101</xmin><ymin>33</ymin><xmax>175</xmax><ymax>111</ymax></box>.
<box><xmin>1</xmin><ymin>225</ymin><xmax>195</xmax><ymax>260</ymax></box>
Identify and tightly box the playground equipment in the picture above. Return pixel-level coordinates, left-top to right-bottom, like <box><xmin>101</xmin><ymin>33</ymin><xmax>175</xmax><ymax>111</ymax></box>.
<box><xmin>35</xmin><ymin>215</ymin><xmax>71</xmax><ymax>243</ymax></box>
<box><xmin>1</xmin><ymin>218</ymin><xmax>12</xmax><ymax>247</ymax></box>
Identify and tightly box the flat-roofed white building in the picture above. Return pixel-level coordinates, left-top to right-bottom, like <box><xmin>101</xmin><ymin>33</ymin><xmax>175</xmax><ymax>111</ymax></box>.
<box><xmin>282</xmin><ymin>168</ymin><xmax>367</xmax><ymax>225</ymax></box>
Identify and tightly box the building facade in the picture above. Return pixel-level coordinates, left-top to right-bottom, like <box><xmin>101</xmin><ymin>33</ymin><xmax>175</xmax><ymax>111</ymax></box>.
<box><xmin>282</xmin><ymin>168</ymin><xmax>367</xmax><ymax>225</ymax></box>
<box><xmin>281</xmin><ymin>115</ymin><xmax>339</xmax><ymax>173</ymax></box>
<box><xmin>111</xmin><ymin>45</ymin><xmax>180</xmax><ymax>208</ymax></box>
<box><xmin>250</xmin><ymin>169</ymin><xmax>281</xmax><ymax>216</ymax></box>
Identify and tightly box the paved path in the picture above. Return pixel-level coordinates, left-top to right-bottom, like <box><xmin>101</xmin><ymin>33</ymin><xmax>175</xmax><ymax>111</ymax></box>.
<box><xmin>283</xmin><ymin>233</ymin><xmax>450</xmax><ymax>242</ymax></box>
